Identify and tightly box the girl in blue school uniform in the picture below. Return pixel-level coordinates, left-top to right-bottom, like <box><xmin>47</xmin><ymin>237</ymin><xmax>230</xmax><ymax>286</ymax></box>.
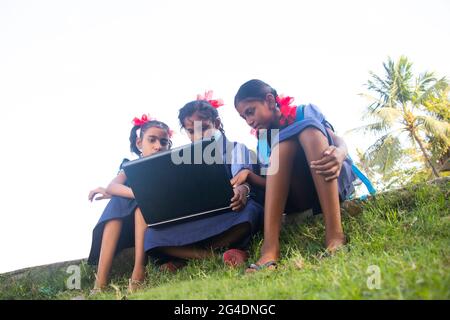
<box><xmin>232</xmin><ymin>79</ymin><xmax>374</xmax><ymax>272</ymax></box>
<box><xmin>143</xmin><ymin>92</ymin><xmax>264</xmax><ymax>271</ymax></box>
<box><xmin>87</xmin><ymin>115</ymin><xmax>173</xmax><ymax>292</ymax></box>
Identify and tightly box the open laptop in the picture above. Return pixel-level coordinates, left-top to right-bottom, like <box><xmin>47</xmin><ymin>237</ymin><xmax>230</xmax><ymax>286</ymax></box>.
<box><xmin>122</xmin><ymin>138</ymin><xmax>235</xmax><ymax>227</ymax></box>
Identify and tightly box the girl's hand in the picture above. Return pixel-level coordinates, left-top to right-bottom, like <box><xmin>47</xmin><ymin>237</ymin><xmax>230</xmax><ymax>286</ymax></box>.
<box><xmin>230</xmin><ymin>185</ymin><xmax>249</xmax><ymax>212</ymax></box>
<box><xmin>310</xmin><ymin>146</ymin><xmax>346</xmax><ymax>181</ymax></box>
<box><xmin>230</xmin><ymin>169</ymin><xmax>250</xmax><ymax>187</ymax></box>
<box><xmin>88</xmin><ymin>187</ymin><xmax>111</xmax><ymax>202</ymax></box>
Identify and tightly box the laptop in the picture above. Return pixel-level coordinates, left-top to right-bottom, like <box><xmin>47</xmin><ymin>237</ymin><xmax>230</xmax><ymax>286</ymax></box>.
<box><xmin>122</xmin><ymin>137</ymin><xmax>235</xmax><ymax>227</ymax></box>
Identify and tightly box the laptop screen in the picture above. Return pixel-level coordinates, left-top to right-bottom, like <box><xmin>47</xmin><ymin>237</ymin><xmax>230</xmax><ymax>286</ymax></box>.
<box><xmin>123</xmin><ymin>138</ymin><xmax>234</xmax><ymax>226</ymax></box>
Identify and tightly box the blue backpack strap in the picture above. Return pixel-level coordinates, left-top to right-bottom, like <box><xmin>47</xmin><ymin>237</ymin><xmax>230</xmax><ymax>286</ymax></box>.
<box><xmin>297</xmin><ymin>104</ymin><xmax>375</xmax><ymax>197</ymax></box>
<box><xmin>349</xmin><ymin>160</ymin><xmax>376</xmax><ymax>196</ymax></box>
<box><xmin>257</xmin><ymin>137</ymin><xmax>270</xmax><ymax>173</ymax></box>
<box><xmin>296</xmin><ymin>105</ymin><xmax>305</xmax><ymax>122</ymax></box>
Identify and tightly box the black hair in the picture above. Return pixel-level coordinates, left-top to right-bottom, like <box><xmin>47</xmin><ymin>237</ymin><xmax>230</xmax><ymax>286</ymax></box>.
<box><xmin>234</xmin><ymin>79</ymin><xmax>279</xmax><ymax>107</ymax></box>
<box><xmin>178</xmin><ymin>100</ymin><xmax>225</xmax><ymax>134</ymax></box>
<box><xmin>129</xmin><ymin>120</ymin><xmax>172</xmax><ymax>156</ymax></box>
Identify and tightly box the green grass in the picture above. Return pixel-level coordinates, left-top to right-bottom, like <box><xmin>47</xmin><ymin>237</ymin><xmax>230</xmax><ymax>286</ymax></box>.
<box><xmin>0</xmin><ymin>260</ymin><xmax>95</xmax><ymax>300</ymax></box>
<box><xmin>1</xmin><ymin>180</ymin><xmax>449</xmax><ymax>300</ymax></box>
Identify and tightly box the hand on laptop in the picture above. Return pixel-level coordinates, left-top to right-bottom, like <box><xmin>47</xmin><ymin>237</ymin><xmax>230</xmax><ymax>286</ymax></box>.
<box><xmin>88</xmin><ymin>187</ymin><xmax>112</xmax><ymax>202</ymax></box>
<box><xmin>230</xmin><ymin>169</ymin><xmax>250</xmax><ymax>187</ymax></box>
<box><xmin>230</xmin><ymin>185</ymin><xmax>249</xmax><ymax>212</ymax></box>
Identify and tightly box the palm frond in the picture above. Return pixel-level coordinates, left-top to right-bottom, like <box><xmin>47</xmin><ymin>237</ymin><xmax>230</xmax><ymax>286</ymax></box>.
<box><xmin>345</xmin><ymin>121</ymin><xmax>390</xmax><ymax>135</ymax></box>
<box><xmin>422</xmin><ymin>85</ymin><xmax>450</xmax><ymax>122</ymax></box>
<box><xmin>373</xmin><ymin>107</ymin><xmax>403</xmax><ymax>125</ymax></box>
<box><xmin>366</xmin><ymin>56</ymin><xmax>415</xmax><ymax>111</ymax></box>
<box><xmin>363</xmin><ymin>134</ymin><xmax>403</xmax><ymax>175</ymax></box>
<box><xmin>358</xmin><ymin>93</ymin><xmax>384</xmax><ymax>114</ymax></box>
<box><xmin>416</xmin><ymin>115</ymin><xmax>450</xmax><ymax>145</ymax></box>
<box><xmin>413</xmin><ymin>76</ymin><xmax>448</xmax><ymax>107</ymax></box>
<box><xmin>367</xmin><ymin>73</ymin><xmax>391</xmax><ymax>110</ymax></box>
<box><xmin>356</xmin><ymin>107</ymin><xmax>403</xmax><ymax>135</ymax></box>
<box><xmin>394</xmin><ymin>56</ymin><xmax>413</xmax><ymax>104</ymax></box>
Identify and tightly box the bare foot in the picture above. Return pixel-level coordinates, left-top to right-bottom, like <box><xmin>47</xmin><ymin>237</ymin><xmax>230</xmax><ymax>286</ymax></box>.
<box><xmin>130</xmin><ymin>267</ymin><xmax>146</xmax><ymax>283</ymax></box>
<box><xmin>127</xmin><ymin>278</ymin><xmax>145</xmax><ymax>294</ymax></box>
<box><xmin>128</xmin><ymin>266</ymin><xmax>146</xmax><ymax>294</ymax></box>
<box><xmin>89</xmin><ymin>286</ymin><xmax>104</xmax><ymax>297</ymax></box>
<box><xmin>92</xmin><ymin>279</ymin><xmax>107</xmax><ymax>293</ymax></box>
<box><xmin>325</xmin><ymin>233</ymin><xmax>346</xmax><ymax>254</ymax></box>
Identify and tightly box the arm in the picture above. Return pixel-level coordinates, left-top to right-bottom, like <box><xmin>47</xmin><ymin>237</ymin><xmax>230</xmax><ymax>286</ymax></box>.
<box><xmin>228</xmin><ymin>143</ymin><xmax>267</xmax><ymax>209</ymax></box>
<box><xmin>247</xmin><ymin>171</ymin><xmax>266</xmax><ymax>189</ymax></box>
<box><xmin>230</xmin><ymin>169</ymin><xmax>266</xmax><ymax>189</ymax></box>
<box><xmin>310</xmin><ymin>128</ymin><xmax>348</xmax><ymax>181</ymax></box>
<box><xmin>88</xmin><ymin>187</ymin><xmax>112</xmax><ymax>202</ymax></box>
<box><xmin>105</xmin><ymin>171</ymin><xmax>135</xmax><ymax>199</ymax></box>
<box><xmin>229</xmin><ymin>143</ymin><xmax>267</xmax><ymax>189</ymax></box>
<box><xmin>328</xmin><ymin>128</ymin><xmax>348</xmax><ymax>158</ymax></box>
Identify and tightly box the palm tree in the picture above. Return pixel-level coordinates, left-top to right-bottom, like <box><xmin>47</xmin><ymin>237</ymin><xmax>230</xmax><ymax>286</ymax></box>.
<box><xmin>423</xmin><ymin>86</ymin><xmax>450</xmax><ymax>170</ymax></box>
<box><xmin>355</xmin><ymin>56</ymin><xmax>450</xmax><ymax>179</ymax></box>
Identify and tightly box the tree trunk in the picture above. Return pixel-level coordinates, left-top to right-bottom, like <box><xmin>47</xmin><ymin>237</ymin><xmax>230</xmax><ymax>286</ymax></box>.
<box><xmin>411</xmin><ymin>130</ymin><xmax>440</xmax><ymax>178</ymax></box>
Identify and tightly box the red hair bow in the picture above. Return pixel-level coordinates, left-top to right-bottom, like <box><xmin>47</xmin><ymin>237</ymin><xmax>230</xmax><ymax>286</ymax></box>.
<box><xmin>132</xmin><ymin>114</ymin><xmax>174</xmax><ymax>138</ymax></box>
<box><xmin>132</xmin><ymin>114</ymin><xmax>155</xmax><ymax>127</ymax></box>
<box><xmin>196</xmin><ymin>90</ymin><xmax>224</xmax><ymax>108</ymax></box>
<box><xmin>276</xmin><ymin>95</ymin><xmax>297</xmax><ymax>126</ymax></box>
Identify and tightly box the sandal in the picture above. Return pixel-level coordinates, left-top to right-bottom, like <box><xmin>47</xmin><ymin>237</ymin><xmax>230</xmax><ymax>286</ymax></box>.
<box><xmin>127</xmin><ymin>278</ymin><xmax>145</xmax><ymax>294</ymax></box>
<box><xmin>223</xmin><ymin>249</ymin><xmax>249</xmax><ymax>268</ymax></box>
<box><xmin>245</xmin><ymin>260</ymin><xmax>278</xmax><ymax>273</ymax></box>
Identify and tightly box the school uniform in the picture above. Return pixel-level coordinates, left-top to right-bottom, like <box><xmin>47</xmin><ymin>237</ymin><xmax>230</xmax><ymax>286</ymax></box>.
<box><xmin>143</xmin><ymin>132</ymin><xmax>264</xmax><ymax>258</ymax></box>
<box><xmin>256</xmin><ymin>104</ymin><xmax>358</xmax><ymax>215</ymax></box>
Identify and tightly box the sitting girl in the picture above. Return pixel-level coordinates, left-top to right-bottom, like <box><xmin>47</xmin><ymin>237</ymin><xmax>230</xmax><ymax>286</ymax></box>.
<box><xmin>87</xmin><ymin>115</ymin><xmax>172</xmax><ymax>292</ymax></box>
<box><xmin>143</xmin><ymin>93</ymin><xmax>264</xmax><ymax>270</ymax></box>
<box><xmin>232</xmin><ymin>79</ymin><xmax>358</xmax><ymax>271</ymax></box>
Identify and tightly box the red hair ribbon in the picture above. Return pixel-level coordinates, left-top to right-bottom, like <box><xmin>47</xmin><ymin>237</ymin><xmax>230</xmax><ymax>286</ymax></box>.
<box><xmin>133</xmin><ymin>114</ymin><xmax>153</xmax><ymax>127</ymax></box>
<box><xmin>196</xmin><ymin>90</ymin><xmax>224</xmax><ymax>109</ymax></box>
<box><xmin>132</xmin><ymin>114</ymin><xmax>174</xmax><ymax>138</ymax></box>
<box><xmin>249</xmin><ymin>95</ymin><xmax>297</xmax><ymax>137</ymax></box>
<box><xmin>277</xmin><ymin>95</ymin><xmax>297</xmax><ymax>126</ymax></box>
<box><xmin>132</xmin><ymin>114</ymin><xmax>155</xmax><ymax>127</ymax></box>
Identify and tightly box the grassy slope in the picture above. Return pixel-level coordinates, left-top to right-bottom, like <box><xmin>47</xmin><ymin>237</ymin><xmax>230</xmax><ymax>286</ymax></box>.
<box><xmin>97</xmin><ymin>181</ymin><xmax>450</xmax><ymax>300</ymax></box>
<box><xmin>1</xmin><ymin>180</ymin><xmax>449</xmax><ymax>300</ymax></box>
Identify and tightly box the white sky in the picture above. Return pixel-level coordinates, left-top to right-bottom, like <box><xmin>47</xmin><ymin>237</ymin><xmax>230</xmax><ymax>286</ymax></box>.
<box><xmin>0</xmin><ymin>0</ymin><xmax>449</xmax><ymax>273</ymax></box>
